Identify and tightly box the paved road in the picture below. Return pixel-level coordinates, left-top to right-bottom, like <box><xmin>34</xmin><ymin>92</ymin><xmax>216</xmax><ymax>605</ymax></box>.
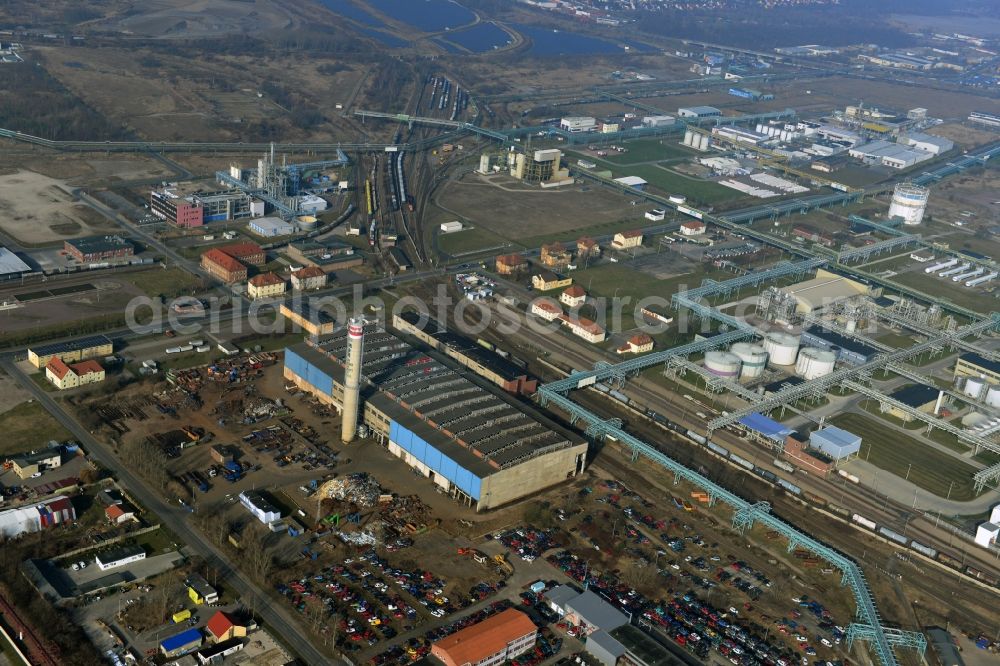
<box><xmin>0</xmin><ymin>358</ymin><xmax>332</xmax><ymax>666</ymax></box>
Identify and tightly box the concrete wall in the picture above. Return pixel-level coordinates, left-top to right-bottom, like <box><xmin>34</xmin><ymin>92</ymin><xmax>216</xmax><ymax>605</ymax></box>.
<box><xmin>479</xmin><ymin>442</ymin><xmax>587</xmax><ymax>509</ymax></box>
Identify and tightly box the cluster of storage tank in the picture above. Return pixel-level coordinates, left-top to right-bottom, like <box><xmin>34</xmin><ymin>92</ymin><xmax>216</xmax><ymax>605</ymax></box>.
<box><xmin>959</xmin><ymin>377</ymin><xmax>1000</xmax><ymax>408</ymax></box>
<box><xmin>923</xmin><ymin>258</ymin><xmax>998</xmax><ymax>288</ymax></box>
<box><xmin>762</xmin><ymin>332</ymin><xmax>838</xmax><ymax>379</ymax></box>
<box><xmin>700</xmin><ymin>333</ymin><xmax>839</xmax><ymax>382</ymax></box>
<box><xmin>682</xmin><ymin>129</ymin><xmax>711</xmax><ymax>151</ymax></box>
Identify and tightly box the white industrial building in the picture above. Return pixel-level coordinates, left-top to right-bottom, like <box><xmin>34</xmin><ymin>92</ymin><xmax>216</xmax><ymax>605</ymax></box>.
<box><xmin>0</xmin><ymin>247</ymin><xmax>32</xmax><ymax>282</ymax></box>
<box><xmin>901</xmin><ymin>132</ymin><xmax>954</xmax><ymax>155</ymax></box>
<box><xmin>848</xmin><ymin>141</ymin><xmax>934</xmax><ymax>169</ymax></box>
<box><xmin>712</xmin><ymin>126</ymin><xmax>769</xmax><ymax>145</ymax></box>
<box><xmin>95</xmin><ymin>545</ymin><xmax>146</xmax><ymax>571</ymax></box>
<box><xmin>239</xmin><ymin>491</ymin><xmax>282</xmax><ymax>524</ymax></box>
<box><xmin>249</xmin><ymin>216</ymin><xmax>295</xmax><ymax>237</ymax></box>
<box><xmin>677</xmin><ymin>106</ymin><xmax>721</xmax><ymax>119</ymax></box>
<box><xmin>641</xmin><ymin>115</ymin><xmax>675</xmax><ymax>128</ymax></box>
<box><xmin>0</xmin><ymin>496</ymin><xmax>76</xmax><ymax>538</ymax></box>
<box><xmin>298</xmin><ymin>194</ymin><xmax>329</xmax><ymax>214</ymax></box>
<box><xmin>559</xmin><ymin>116</ymin><xmax>597</xmax><ymax>132</ymax></box>
<box><xmin>440</xmin><ymin>221</ymin><xmax>464</xmax><ymax>233</ymax></box>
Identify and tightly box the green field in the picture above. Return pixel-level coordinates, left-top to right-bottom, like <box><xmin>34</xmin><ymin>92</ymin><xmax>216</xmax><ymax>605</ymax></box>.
<box><xmin>567</xmin><ymin>262</ymin><xmax>716</xmax><ymax>306</ymax></box>
<box><xmin>438</xmin><ymin>227</ymin><xmax>508</xmax><ymax>257</ymax></box>
<box><xmin>519</xmin><ymin>216</ymin><xmax>651</xmax><ymax>249</ymax></box>
<box><xmin>830</xmin><ymin>412</ymin><xmax>980</xmax><ymax>500</ymax></box>
<box><xmin>123</xmin><ymin>267</ymin><xmax>204</xmax><ymax>300</ymax></box>
<box><xmin>0</xmin><ymin>401</ymin><xmax>73</xmax><ymax>454</ymax></box>
<box><xmin>614</xmin><ymin>164</ymin><xmax>741</xmax><ymax>205</ymax></box>
<box><xmin>597</xmin><ymin>138</ymin><xmax>696</xmax><ymax>165</ymax></box>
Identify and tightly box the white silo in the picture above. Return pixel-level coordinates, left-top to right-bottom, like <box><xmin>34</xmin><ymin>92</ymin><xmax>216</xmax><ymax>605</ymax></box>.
<box><xmin>795</xmin><ymin>347</ymin><xmax>837</xmax><ymax>380</ymax></box>
<box><xmin>683</xmin><ymin>129</ymin><xmax>695</xmax><ymax>147</ymax></box>
<box><xmin>478</xmin><ymin>154</ymin><xmax>490</xmax><ymax>174</ymax></box>
<box><xmin>887</xmin><ymin>183</ymin><xmax>929</xmax><ymax>226</ymax></box>
<box><xmin>763</xmin><ymin>332</ymin><xmax>800</xmax><ymax>366</ymax></box>
<box><xmin>965</xmin><ymin>377</ymin><xmax>986</xmax><ymax>400</ymax></box>
<box><xmin>704</xmin><ymin>351</ymin><xmax>742</xmax><ymax>378</ymax></box>
<box><xmin>986</xmin><ymin>386</ymin><xmax>1000</xmax><ymax>408</ymax></box>
<box><xmin>730</xmin><ymin>342</ymin><xmax>768</xmax><ymax>379</ymax></box>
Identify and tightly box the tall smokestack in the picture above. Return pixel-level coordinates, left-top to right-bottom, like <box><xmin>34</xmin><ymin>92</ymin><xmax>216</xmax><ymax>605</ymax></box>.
<box><xmin>341</xmin><ymin>317</ymin><xmax>365</xmax><ymax>443</ymax></box>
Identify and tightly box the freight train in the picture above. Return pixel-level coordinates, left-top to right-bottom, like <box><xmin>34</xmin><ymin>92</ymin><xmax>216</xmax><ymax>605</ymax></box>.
<box><xmin>587</xmin><ymin>378</ymin><xmax>1000</xmax><ymax>591</ymax></box>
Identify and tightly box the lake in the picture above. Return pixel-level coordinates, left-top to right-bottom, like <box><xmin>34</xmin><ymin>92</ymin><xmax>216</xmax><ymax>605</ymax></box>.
<box><xmin>365</xmin><ymin>0</ymin><xmax>475</xmax><ymax>32</ymax></box>
<box><xmin>316</xmin><ymin>0</ymin><xmax>385</xmax><ymax>27</ymax></box>
<box><xmin>514</xmin><ymin>23</ymin><xmax>647</xmax><ymax>55</ymax></box>
<box><xmin>442</xmin><ymin>22</ymin><xmax>511</xmax><ymax>53</ymax></box>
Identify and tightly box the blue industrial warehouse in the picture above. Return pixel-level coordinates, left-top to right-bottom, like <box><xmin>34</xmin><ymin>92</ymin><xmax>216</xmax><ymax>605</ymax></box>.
<box><xmin>283</xmin><ymin>325</ymin><xmax>587</xmax><ymax>510</ymax></box>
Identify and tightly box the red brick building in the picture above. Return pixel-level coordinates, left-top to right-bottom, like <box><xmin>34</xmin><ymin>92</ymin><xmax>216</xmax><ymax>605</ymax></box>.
<box><xmin>201</xmin><ymin>249</ymin><xmax>248</xmax><ymax>283</ymax></box>
<box><xmin>218</xmin><ymin>242</ymin><xmax>265</xmax><ymax>266</ymax></box>
<box><xmin>64</xmin><ymin>236</ymin><xmax>135</xmax><ymax>263</ymax></box>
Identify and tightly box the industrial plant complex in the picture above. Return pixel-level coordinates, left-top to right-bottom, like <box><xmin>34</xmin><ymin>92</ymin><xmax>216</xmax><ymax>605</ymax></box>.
<box><xmin>1</xmin><ymin>5</ymin><xmax>1000</xmax><ymax>666</ymax></box>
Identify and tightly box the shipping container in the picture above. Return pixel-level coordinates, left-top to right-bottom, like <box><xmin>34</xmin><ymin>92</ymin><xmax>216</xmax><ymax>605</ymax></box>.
<box><xmin>729</xmin><ymin>454</ymin><xmax>754</xmax><ymax>470</ymax></box>
<box><xmin>877</xmin><ymin>526</ymin><xmax>908</xmax><ymax>546</ymax></box>
<box><xmin>851</xmin><ymin>514</ymin><xmax>877</xmax><ymax>530</ymax></box>
<box><xmin>777</xmin><ymin>479</ymin><xmax>801</xmax><ymax>495</ymax></box>
<box><xmin>773</xmin><ymin>459</ymin><xmax>796</xmax><ymax>473</ymax></box>
<box><xmin>707</xmin><ymin>441</ymin><xmax>729</xmax><ymax>458</ymax></box>
<box><xmin>909</xmin><ymin>540</ymin><xmax>937</xmax><ymax>559</ymax></box>
<box><xmin>172</xmin><ymin>609</ymin><xmax>191</xmax><ymax>623</ymax></box>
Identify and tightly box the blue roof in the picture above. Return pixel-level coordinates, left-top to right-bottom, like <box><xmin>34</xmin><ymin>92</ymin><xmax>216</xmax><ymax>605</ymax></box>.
<box><xmin>160</xmin><ymin>628</ymin><xmax>203</xmax><ymax>651</ymax></box>
<box><xmin>811</xmin><ymin>426</ymin><xmax>860</xmax><ymax>448</ymax></box>
<box><xmin>738</xmin><ymin>413</ymin><xmax>793</xmax><ymax>442</ymax></box>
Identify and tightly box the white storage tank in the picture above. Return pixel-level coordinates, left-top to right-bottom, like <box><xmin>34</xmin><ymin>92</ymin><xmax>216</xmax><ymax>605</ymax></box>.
<box><xmin>296</xmin><ymin>215</ymin><xmax>318</xmax><ymax>231</ymax></box>
<box><xmin>965</xmin><ymin>377</ymin><xmax>986</xmax><ymax>400</ymax></box>
<box><xmin>730</xmin><ymin>342</ymin><xmax>768</xmax><ymax>379</ymax></box>
<box><xmin>763</xmin><ymin>332</ymin><xmax>800</xmax><ymax>366</ymax></box>
<box><xmin>683</xmin><ymin>130</ymin><xmax>695</xmax><ymax>147</ymax></box>
<box><xmin>986</xmin><ymin>386</ymin><xmax>1000</xmax><ymax>408</ymax></box>
<box><xmin>887</xmin><ymin>182</ymin><xmax>929</xmax><ymax>226</ymax></box>
<box><xmin>704</xmin><ymin>351</ymin><xmax>742</xmax><ymax>378</ymax></box>
<box><xmin>795</xmin><ymin>347</ymin><xmax>837</xmax><ymax>380</ymax></box>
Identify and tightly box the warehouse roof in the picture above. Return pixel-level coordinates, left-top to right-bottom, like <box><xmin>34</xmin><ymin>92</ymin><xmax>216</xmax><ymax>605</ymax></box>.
<box><xmin>397</xmin><ymin>313</ymin><xmax>529</xmax><ymax>382</ymax></box>
<box><xmin>565</xmin><ymin>589</ymin><xmax>629</xmax><ymax>631</ymax></box>
<box><xmin>0</xmin><ymin>247</ymin><xmax>31</xmax><ymax>276</ymax></box>
<box><xmin>30</xmin><ymin>335</ymin><xmax>111</xmax><ymax>358</ymax></box>
<box><xmin>959</xmin><ymin>352</ymin><xmax>1000</xmax><ymax>376</ymax></box>
<box><xmin>614</xmin><ymin>176</ymin><xmax>648</xmax><ymax>187</ymax></box>
<box><xmin>738</xmin><ymin>413</ymin><xmax>793</xmax><ymax>442</ymax></box>
<box><xmin>610</xmin><ymin>624</ymin><xmax>676</xmax><ymax>666</ymax></box>
<box><xmin>810</xmin><ymin>426</ymin><xmax>860</xmax><ymax>450</ymax></box>
<box><xmin>587</xmin><ymin>630</ymin><xmax>627</xmax><ymax>659</ymax></box>
<box><xmin>546</xmin><ymin>584</ymin><xmax>581</xmax><ymax>609</ymax></box>
<box><xmin>160</xmin><ymin>628</ymin><xmax>203</xmax><ymax>652</ymax></box>
<box><xmin>433</xmin><ymin>609</ymin><xmax>535</xmax><ymax>666</ymax></box>
<box><xmin>287</xmin><ymin>330</ymin><xmax>576</xmax><ymax>475</ymax></box>
<box><xmin>890</xmin><ymin>384</ymin><xmax>940</xmax><ymax>408</ymax></box>
<box><xmin>65</xmin><ymin>235</ymin><xmax>133</xmax><ymax>254</ymax></box>
<box><xmin>96</xmin><ymin>544</ymin><xmax>145</xmax><ymax>566</ymax></box>
<box><xmin>780</xmin><ymin>275</ymin><xmax>868</xmax><ymax>310</ymax></box>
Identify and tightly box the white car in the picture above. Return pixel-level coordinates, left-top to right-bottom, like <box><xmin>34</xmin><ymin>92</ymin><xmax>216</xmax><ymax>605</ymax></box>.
<box><xmin>31</xmin><ymin>472</ymin><xmax>42</xmax><ymax>478</ymax></box>
<box><xmin>71</xmin><ymin>563</ymin><xmax>80</xmax><ymax>571</ymax></box>
<box><xmin>820</xmin><ymin>638</ymin><xmax>832</xmax><ymax>648</ymax></box>
<box><xmin>78</xmin><ymin>561</ymin><xmax>87</xmax><ymax>569</ymax></box>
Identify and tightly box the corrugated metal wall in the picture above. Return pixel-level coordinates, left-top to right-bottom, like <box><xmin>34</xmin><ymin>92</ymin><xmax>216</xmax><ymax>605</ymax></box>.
<box><xmin>285</xmin><ymin>348</ymin><xmax>334</xmax><ymax>396</ymax></box>
<box><xmin>389</xmin><ymin>421</ymin><xmax>481</xmax><ymax>499</ymax></box>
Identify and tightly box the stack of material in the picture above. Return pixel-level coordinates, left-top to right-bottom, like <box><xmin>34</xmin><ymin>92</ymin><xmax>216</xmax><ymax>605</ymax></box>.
<box><xmin>337</xmin><ymin>529</ymin><xmax>377</xmax><ymax>546</ymax></box>
<box><xmin>379</xmin><ymin>494</ymin><xmax>432</xmax><ymax>534</ymax></box>
<box><xmin>322</xmin><ymin>473</ymin><xmax>382</xmax><ymax>508</ymax></box>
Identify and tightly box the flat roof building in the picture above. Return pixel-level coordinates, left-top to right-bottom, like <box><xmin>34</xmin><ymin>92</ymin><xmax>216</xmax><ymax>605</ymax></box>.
<box><xmin>284</xmin><ymin>326</ymin><xmax>586</xmax><ymax>511</ymax></box>
<box><xmin>677</xmin><ymin>106</ymin><xmax>721</xmax><ymax>118</ymax></box>
<box><xmin>738</xmin><ymin>413</ymin><xmax>794</xmax><ymax>447</ymax></box>
<box><xmin>885</xmin><ymin>384</ymin><xmax>941</xmax><ymax>422</ymax></box>
<box><xmin>248</xmin><ymin>216</ymin><xmax>294</xmax><ymax>238</ymax></box>
<box><xmin>280</xmin><ymin>301</ymin><xmax>336</xmax><ymax>337</ymax></box>
<box><xmin>955</xmin><ymin>352</ymin><xmax>1000</xmax><ymax>384</ymax></box>
<box><xmin>778</xmin><ymin>271</ymin><xmax>869</xmax><ymax>314</ymax></box>
<box><xmin>431</xmin><ymin>608</ymin><xmax>537</xmax><ymax>666</ymax></box>
<box><xmin>95</xmin><ymin>545</ymin><xmax>146</xmax><ymax>571</ymax></box>
<box><xmin>800</xmin><ymin>326</ymin><xmax>878</xmax><ymax>365</ymax></box>
<box><xmin>0</xmin><ymin>247</ymin><xmax>31</xmax><ymax>281</ymax></box>
<box><xmin>64</xmin><ymin>236</ymin><xmax>134</xmax><ymax>263</ymax></box>
<box><xmin>160</xmin><ymin>628</ymin><xmax>203</xmax><ymax>658</ymax></box>
<box><xmin>239</xmin><ymin>491</ymin><xmax>281</xmax><ymax>524</ymax></box>
<box><xmin>564</xmin><ymin>590</ymin><xmax>629</xmax><ymax>635</ymax></box>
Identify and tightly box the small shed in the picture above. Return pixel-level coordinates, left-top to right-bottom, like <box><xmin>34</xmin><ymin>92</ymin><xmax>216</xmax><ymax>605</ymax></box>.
<box><xmin>810</xmin><ymin>426</ymin><xmax>861</xmax><ymax>460</ymax></box>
